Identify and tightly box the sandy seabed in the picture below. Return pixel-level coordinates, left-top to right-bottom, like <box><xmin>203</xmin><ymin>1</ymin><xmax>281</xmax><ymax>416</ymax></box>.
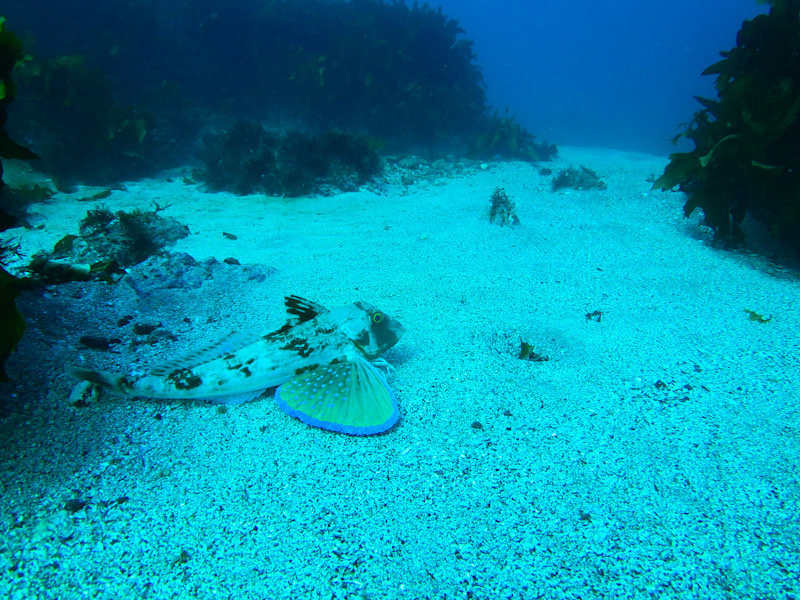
<box><xmin>0</xmin><ymin>147</ymin><xmax>798</xmax><ymax>599</ymax></box>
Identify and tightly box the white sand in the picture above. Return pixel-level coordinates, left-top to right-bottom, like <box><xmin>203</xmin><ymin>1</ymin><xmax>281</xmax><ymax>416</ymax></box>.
<box><xmin>1</xmin><ymin>147</ymin><xmax>798</xmax><ymax>599</ymax></box>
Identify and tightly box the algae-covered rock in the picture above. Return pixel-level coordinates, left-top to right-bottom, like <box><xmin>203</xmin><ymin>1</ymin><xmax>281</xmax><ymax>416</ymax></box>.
<box><xmin>28</xmin><ymin>205</ymin><xmax>191</xmax><ymax>286</ymax></box>
<box><xmin>71</xmin><ymin>205</ymin><xmax>190</xmax><ymax>269</ymax></box>
<box><xmin>552</xmin><ymin>166</ymin><xmax>607</xmax><ymax>192</ymax></box>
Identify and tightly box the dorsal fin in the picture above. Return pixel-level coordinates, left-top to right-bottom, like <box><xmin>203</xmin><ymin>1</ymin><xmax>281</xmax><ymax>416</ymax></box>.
<box><xmin>149</xmin><ymin>331</ymin><xmax>260</xmax><ymax>376</ymax></box>
<box><xmin>284</xmin><ymin>295</ymin><xmax>327</xmax><ymax>324</ymax></box>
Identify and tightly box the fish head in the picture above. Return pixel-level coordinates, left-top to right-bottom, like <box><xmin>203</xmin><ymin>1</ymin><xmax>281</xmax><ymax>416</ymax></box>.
<box><xmin>339</xmin><ymin>301</ymin><xmax>405</xmax><ymax>359</ymax></box>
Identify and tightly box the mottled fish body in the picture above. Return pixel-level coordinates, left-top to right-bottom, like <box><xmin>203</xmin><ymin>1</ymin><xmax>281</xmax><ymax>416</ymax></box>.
<box><xmin>68</xmin><ymin>296</ymin><xmax>405</xmax><ymax>435</ymax></box>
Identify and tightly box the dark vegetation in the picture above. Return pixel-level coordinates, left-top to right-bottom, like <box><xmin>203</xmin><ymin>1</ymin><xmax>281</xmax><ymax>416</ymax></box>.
<box><xmin>12</xmin><ymin>55</ymin><xmax>190</xmax><ymax>188</ymax></box>
<box><xmin>470</xmin><ymin>110</ymin><xmax>558</xmax><ymax>163</ymax></box>
<box><xmin>0</xmin><ymin>0</ymin><xmax>555</xmax><ymax>191</ymax></box>
<box><xmin>0</xmin><ymin>264</ymin><xmax>24</xmax><ymax>380</ymax></box>
<box><xmin>0</xmin><ymin>17</ymin><xmax>38</xmax><ymax>228</ymax></box>
<box><xmin>518</xmin><ymin>340</ymin><xmax>549</xmax><ymax>362</ymax></box>
<box><xmin>183</xmin><ymin>0</ymin><xmax>487</xmax><ymax>146</ymax></box>
<box><xmin>199</xmin><ymin>123</ymin><xmax>382</xmax><ymax>197</ymax></box>
<box><xmin>0</xmin><ymin>17</ymin><xmax>36</xmax><ymax>379</ymax></box>
<box><xmin>653</xmin><ymin>0</ymin><xmax>800</xmax><ymax>254</ymax></box>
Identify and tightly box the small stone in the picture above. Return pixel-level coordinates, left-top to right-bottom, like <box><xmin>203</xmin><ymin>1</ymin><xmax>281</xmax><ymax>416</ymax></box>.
<box><xmin>471</xmin><ymin>421</ymin><xmax>483</xmax><ymax>430</ymax></box>
<box><xmin>64</xmin><ymin>499</ymin><xmax>87</xmax><ymax>514</ymax></box>
<box><xmin>141</xmin><ymin>329</ymin><xmax>178</xmax><ymax>346</ymax></box>
<box><xmin>399</xmin><ymin>156</ymin><xmax>422</xmax><ymax>169</ymax></box>
<box><xmin>79</xmin><ymin>336</ymin><xmax>121</xmax><ymax>350</ymax></box>
<box><xmin>32</xmin><ymin>519</ymin><xmax>53</xmax><ymax>543</ymax></box>
<box><xmin>133</xmin><ymin>322</ymin><xmax>161</xmax><ymax>335</ymax></box>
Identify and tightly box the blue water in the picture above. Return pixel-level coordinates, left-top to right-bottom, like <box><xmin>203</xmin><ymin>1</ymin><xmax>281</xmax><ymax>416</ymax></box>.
<box><xmin>1</xmin><ymin>0</ymin><xmax>768</xmax><ymax>158</ymax></box>
<box><xmin>435</xmin><ymin>0</ymin><xmax>767</xmax><ymax>154</ymax></box>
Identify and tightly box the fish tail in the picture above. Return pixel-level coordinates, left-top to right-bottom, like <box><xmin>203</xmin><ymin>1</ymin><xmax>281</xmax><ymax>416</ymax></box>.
<box><xmin>67</xmin><ymin>366</ymin><xmax>129</xmax><ymax>394</ymax></box>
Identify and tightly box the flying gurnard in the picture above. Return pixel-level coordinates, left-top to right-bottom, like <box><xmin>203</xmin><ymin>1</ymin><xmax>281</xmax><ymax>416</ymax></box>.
<box><xmin>68</xmin><ymin>295</ymin><xmax>405</xmax><ymax>435</ymax></box>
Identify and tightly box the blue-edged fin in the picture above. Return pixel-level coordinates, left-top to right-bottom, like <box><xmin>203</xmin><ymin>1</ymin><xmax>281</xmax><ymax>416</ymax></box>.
<box><xmin>275</xmin><ymin>356</ymin><xmax>398</xmax><ymax>435</ymax></box>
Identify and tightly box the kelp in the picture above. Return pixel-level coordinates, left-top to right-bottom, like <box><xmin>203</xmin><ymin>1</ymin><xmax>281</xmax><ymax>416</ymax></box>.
<box><xmin>14</xmin><ymin>55</ymin><xmax>156</xmax><ymax>185</ymax></box>
<box><xmin>470</xmin><ymin>110</ymin><xmax>557</xmax><ymax>163</ymax></box>
<box><xmin>653</xmin><ymin>0</ymin><xmax>800</xmax><ymax>253</ymax></box>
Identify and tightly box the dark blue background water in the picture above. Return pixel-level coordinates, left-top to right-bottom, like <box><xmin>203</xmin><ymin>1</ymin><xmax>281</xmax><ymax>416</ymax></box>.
<box><xmin>2</xmin><ymin>0</ymin><xmax>769</xmax><ymax>157</ymax></box>
<box><xmin>435</xmin><ymin>0</ymin><xmax>767</xmax><ymax>154</ymax></box>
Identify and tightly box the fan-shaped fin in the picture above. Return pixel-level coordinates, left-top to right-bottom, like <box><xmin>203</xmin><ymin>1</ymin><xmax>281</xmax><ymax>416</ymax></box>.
<box><xmin>275</xmin><ymin>356</ymin><xmax>398</xmax><ymax>435</ymax></box>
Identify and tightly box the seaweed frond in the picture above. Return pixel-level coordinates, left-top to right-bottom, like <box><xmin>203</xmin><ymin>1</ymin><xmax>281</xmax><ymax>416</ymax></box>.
<box><xmin>488</xmin><ymin>187</ymin><xmax>520</xmax><ymax>227</ymax></box>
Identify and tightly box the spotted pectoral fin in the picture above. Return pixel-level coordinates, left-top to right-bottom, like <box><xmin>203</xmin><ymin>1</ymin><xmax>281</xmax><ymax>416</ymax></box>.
<box><xmin>149</xmin><ymin>331</ymin><xmax>260</xmax><ymax>377</ymax></box>
<box><xmin>275</xmin><ymin>356</ymin><xmax>399</xmax><ymax>435</ymax></box>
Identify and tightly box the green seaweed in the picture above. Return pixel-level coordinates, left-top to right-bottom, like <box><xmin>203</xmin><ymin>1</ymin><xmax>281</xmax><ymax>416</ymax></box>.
<box><xmin>653</xmin><ymin>0</ymin><xmax>800</xmax><ymax>253</ymax></box>
<box><xmin>518</xmin><ymin>340</ymin><xmax>549</xmax><ymax>362</ymax></box>
<box><xmin>2</xmin><ymin>2</ymin><xmax>554</xmax><ymax>176</ymax></box>
<box><xmin>744</xmin><ymin>308</ymin><xmax>772</xmax><ymax>323</ymax></box>
<box><xmin>488</xmin><ymin>187</ymin><xmax>520</xmax><ymax>227</ymax></box>
<box><xmin>470</xmin><ymin>109</ymin><xmax>557</xmax><ymax>163</ymax></box>
<box><xmin>14</xmin><ymin>54</ymin><xmax>155</xmax><ymax>185</ymax></box>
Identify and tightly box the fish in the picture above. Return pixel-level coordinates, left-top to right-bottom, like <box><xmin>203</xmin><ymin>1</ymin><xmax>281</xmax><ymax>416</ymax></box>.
<box><xmin>67</xmin><ymin>295</ymin><xmax>405</xmax><ymax>435</ymax></box>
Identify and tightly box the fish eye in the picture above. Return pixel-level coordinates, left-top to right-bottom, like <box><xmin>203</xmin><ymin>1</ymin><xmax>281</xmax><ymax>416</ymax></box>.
<box><xmin>372</xmin><ymin>312</ymin><xmax>383</xmax><ymax>324</ymax></box>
